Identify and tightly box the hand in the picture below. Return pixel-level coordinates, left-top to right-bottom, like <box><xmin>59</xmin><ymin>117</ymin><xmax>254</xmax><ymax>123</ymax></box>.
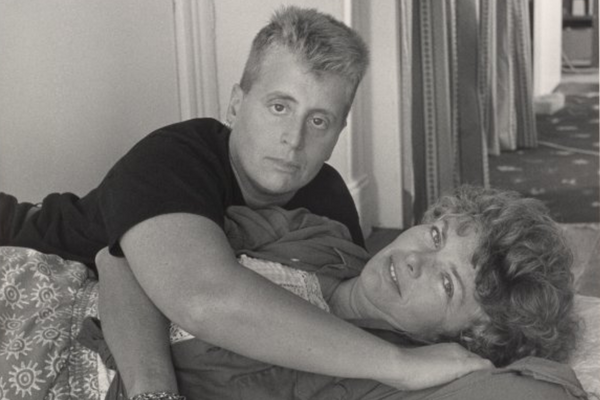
<box><xmin>381</xmin><ymin>343</ymin><xmax>494</xmax><ymax>391</ymax></box>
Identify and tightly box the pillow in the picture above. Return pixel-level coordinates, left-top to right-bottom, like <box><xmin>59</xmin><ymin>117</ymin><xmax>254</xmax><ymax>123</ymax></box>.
<box><xmin>561</xmin><ymin>223</ymin><xmax>600</xmax><ymax>297</ymax></box>
<box><xmin>568</xmin><ymin>294</ymin><xmax>600</xmax><ymax>399</ymax></box>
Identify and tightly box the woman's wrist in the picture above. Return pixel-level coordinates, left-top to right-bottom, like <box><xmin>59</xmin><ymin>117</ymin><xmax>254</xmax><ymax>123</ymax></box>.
<box><xmin>351</xmin><ymin>340</ymin><xmax>412</xmax><ymax>389</ymax></box>
<box><xmin>378</xmin><ymin>346</ymin><xmax>413</xmax><ymax>389</ymax></box>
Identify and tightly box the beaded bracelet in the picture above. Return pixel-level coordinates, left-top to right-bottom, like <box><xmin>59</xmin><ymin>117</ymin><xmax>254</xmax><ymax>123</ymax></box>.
<box><xmin>130</xmin><ymin>391</ymin><xmax>186</xmax><ymax>400</ymax></box>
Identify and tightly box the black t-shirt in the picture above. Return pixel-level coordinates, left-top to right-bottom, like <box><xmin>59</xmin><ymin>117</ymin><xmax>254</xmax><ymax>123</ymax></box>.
<box><xmin>13</xmin><ymin>118</ymin><xmax>363</xmax><ymax>268</ymax></box>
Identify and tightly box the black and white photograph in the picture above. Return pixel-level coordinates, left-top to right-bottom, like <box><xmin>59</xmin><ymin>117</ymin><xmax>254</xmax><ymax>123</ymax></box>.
<box><xmin>0</xmin><ymin>1</ymin><xmax>598</xmax><ymax>399</ymax></box>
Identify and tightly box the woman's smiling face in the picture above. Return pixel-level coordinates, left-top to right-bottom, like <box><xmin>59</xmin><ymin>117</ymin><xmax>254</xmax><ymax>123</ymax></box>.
<box><xmin>355</xmin><ymin>217</ymin><xmax>483</xmax><ymax>339</ymax></box>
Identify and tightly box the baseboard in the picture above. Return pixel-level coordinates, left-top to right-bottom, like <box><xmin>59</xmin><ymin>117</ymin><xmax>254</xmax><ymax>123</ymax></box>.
<box><xmin>534</xmin><ymin>92</ymin><xmax>565</xmax><ymax>115</ymax></box>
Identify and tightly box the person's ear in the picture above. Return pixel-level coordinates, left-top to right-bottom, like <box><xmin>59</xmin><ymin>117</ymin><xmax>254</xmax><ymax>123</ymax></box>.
<box><xmin>226</xmin><ymin>84</ymin><xmax>244</xmax><ymax>127</ymax></box>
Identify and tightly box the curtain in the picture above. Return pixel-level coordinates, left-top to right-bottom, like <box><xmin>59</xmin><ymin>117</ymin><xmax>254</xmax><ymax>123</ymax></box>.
<box><xmin>399</xmin><ymin>0</ymin><xmax>416</xmax><ymax>226</ymax></box>
<box><xmin>484</xmin><ymin>0</ymin><xmax>538</xmax><ymax>153</ymax></box>
<box><xmin>404</xmin><ymin>0</ymin><xmax>537</xmax><ymax>222</ymax></box>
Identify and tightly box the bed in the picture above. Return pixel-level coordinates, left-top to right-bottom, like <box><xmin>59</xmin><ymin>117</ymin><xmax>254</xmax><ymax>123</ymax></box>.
<box><xmin>1</xmin><ymin>224</ymin><xmax>599</xmax><ymax>399</ymax></box>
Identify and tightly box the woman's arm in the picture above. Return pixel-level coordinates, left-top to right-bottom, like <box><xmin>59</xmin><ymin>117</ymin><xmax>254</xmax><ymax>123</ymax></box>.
<box><xmin>96</xmin><ymin>248</ymin><xmax>179</xmax><ymax>397</ymax></box>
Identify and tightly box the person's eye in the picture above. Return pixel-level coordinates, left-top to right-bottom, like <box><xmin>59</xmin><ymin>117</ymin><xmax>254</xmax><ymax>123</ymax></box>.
<box><xmin>270</xmin><ymin>103</ymin><xmax>287</xmax><ymax>114</ymax></box>
<box><xmin>442</xmin><ymin>274</ymin><xmax>454</xmax><ymax>298</ymax></box>
<box><xmin>310</xmin><ymin>116</ymin><xmax>329</xmax><ymax>130</ymax></box>
<box><xmin>430</xmin><ymin>225</ymin><xmax>442</xmax><ymax>248</ymax></box>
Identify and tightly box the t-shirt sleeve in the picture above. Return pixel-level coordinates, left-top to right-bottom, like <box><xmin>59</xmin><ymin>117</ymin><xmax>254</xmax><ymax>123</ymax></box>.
<box><xmin>96</xmin><ymin>122</ymin><xmax>231</xmax><ymax>256</ymax></box>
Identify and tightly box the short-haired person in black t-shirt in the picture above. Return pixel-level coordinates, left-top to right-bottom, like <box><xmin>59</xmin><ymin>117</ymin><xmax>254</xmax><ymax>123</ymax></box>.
<box><xmin>0</xmin><ymin>6</ymin><xmax>491</xmax><ymax>400</ymax></box>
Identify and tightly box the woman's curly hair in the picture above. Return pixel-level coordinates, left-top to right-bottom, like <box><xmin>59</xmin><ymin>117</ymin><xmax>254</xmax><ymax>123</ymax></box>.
<box><xmin>422</xmin><ymin>185</ymin><xmax>578</xmax><ymax>367</ymax></box>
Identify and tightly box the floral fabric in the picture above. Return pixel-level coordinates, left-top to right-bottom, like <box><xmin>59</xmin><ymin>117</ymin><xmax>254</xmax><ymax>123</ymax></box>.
<box><xmin>0</xmin><ymin>246</ymin><xmax>102</xmax><ymax>400</ymax></box>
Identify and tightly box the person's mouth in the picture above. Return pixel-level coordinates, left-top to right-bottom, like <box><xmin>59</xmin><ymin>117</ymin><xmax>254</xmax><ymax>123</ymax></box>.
<box><xmin>389</xmin><ymin>261</ymin><xmax>402</xmax><ymax>296</ymax></box>
<box><xmin>269</xmin><ymin>158</ymin><xmax>301</xmax><ymax>174</ymax></box>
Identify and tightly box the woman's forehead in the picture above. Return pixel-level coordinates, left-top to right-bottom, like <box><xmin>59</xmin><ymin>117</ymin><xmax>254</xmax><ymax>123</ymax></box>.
<box><xmin>443</xmin><ymin>217</ymin><xmax>482</xmax><ymax>277</ymax></box>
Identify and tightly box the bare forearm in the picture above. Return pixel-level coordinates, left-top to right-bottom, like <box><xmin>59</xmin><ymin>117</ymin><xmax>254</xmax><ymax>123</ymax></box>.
<box><xmin>96</xmin><ymin>249</ymin><xmax>178</xmax><ymax>397</ymax></box>
<box><xmin>121</xmin><ymin>215</ymin><xmax>404</xmax><ymax>384</ymax></box>
<box><xmin>182</xmin><ymin>265</ymin><xmax>402</xmax><ymax>382</ymax></box>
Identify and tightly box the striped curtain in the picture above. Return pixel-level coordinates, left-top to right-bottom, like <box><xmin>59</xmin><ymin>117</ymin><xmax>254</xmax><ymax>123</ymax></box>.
<box><xmin>402</xmin><ymin>0</ymin><xmax>537</xmax><ymax>222</ymax></box>
<box><xmin>489</xmin><ymin>0</ymin><xmax>538</xmax><ymax>153</ymax></box>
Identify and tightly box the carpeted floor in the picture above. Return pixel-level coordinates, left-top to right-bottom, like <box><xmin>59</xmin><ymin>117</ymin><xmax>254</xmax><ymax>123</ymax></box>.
<box><xmin>480</xmin><ymin>74</ymin><xmax>599</xmax><ymax>296</ymax></box>
<box><xmin>488</xmin><ymin>80</ymin><xmax>599</xmax><ymax>223</ymax></box>
<box><xmin>368</xmin><ymin>73</ymin><xmax>600</xmax><ymax>297</ymax></box>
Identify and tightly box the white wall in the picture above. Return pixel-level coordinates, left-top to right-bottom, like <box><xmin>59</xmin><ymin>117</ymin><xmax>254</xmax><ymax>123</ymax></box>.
<box><xmin>0</xmin><ymin>0</ymin><xmax>180</xmax><ymax>202</ymax></box>
<box><xmin>354</xmin><ymin>1</ymin><xmax>405</xmax><ymax>229</ymax></box>
<box><xmin>532</xmin><ymin>0</ymin><xmax>563</xmax><ymax>96</ymax></box>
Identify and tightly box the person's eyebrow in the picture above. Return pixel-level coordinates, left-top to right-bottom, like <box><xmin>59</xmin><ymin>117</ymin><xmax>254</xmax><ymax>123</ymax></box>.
<box><xmin>450</xmin><ymin>263</ymin><xmax>466</xmax><ymax>306</ymax></box>
<box><xmin>267</xmin><ymin>92</ymin><xmax>298</xmax><ymax>104</ymax></box>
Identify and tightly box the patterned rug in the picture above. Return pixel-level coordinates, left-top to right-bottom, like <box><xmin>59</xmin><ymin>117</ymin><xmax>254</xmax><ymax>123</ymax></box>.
<box><xmin>489</xmin><ymin>83</ymin><xmax>599</xmax><ymax>223</ymax></box>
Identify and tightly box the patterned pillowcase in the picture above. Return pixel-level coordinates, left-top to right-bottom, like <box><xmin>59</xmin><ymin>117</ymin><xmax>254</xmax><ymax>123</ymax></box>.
<box><xmin>0</xmin><ymin>246</ymin><xmax>104</xmax><ymax>400</ymax></box>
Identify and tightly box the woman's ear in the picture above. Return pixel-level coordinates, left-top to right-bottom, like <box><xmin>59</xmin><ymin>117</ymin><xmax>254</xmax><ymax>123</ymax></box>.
<box><xmin>225</xmin><ymin>84</ymin><xmax>244</xmax><ymax>127</ymax></box>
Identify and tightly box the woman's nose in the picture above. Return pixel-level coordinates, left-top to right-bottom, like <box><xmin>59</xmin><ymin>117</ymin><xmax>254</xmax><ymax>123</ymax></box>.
<box><xmin>404</xmin><ymin>253</ymin><xmax>423</xmax><ymax>278</ymax></box>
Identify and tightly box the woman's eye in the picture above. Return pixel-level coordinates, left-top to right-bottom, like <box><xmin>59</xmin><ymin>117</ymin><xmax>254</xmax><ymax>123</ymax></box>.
<box><xmin>443</xmin><ymin>274</ymin><xmax>454</xmax><ymax>298</ymax></box>
<box><xmin>430</xmin><ymin>226</ymin><xmax>441</xmax><ymax>248</ymax></box>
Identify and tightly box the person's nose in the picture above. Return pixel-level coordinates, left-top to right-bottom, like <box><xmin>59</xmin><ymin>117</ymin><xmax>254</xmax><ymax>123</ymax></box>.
<box><xmin>281</xmin><ymin>119</ymin><xmax>305</xmax><ymax>150</ymax></box>
<box><xmin>404</xmin><ymin>253</ymin><xmax>427</xmax><ymax>279</ymax></box>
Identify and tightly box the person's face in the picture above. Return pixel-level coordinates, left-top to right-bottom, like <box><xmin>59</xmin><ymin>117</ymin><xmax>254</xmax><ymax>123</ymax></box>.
<box><xmin>356</xmin><ymin>217</ymin><xmax>483</xmax><ymax>340</ymax></box>
<box><xmin>227</xmin><ymin>46</ymin><xmax>354</xmax><ymax>207</ymax></box>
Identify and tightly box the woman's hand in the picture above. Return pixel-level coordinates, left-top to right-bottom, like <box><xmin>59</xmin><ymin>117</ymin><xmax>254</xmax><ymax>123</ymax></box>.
<box><xmin>381</xmin><ymin>343</ymin><xmax>494</xmax><ymax>391</ymax></box>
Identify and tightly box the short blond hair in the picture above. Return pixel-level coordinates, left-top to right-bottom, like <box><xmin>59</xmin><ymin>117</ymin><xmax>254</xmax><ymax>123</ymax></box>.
<box><xmin>240</xmin><ymin>6</ymin><xmax>369</xmax><ymax>93</ymax></box>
